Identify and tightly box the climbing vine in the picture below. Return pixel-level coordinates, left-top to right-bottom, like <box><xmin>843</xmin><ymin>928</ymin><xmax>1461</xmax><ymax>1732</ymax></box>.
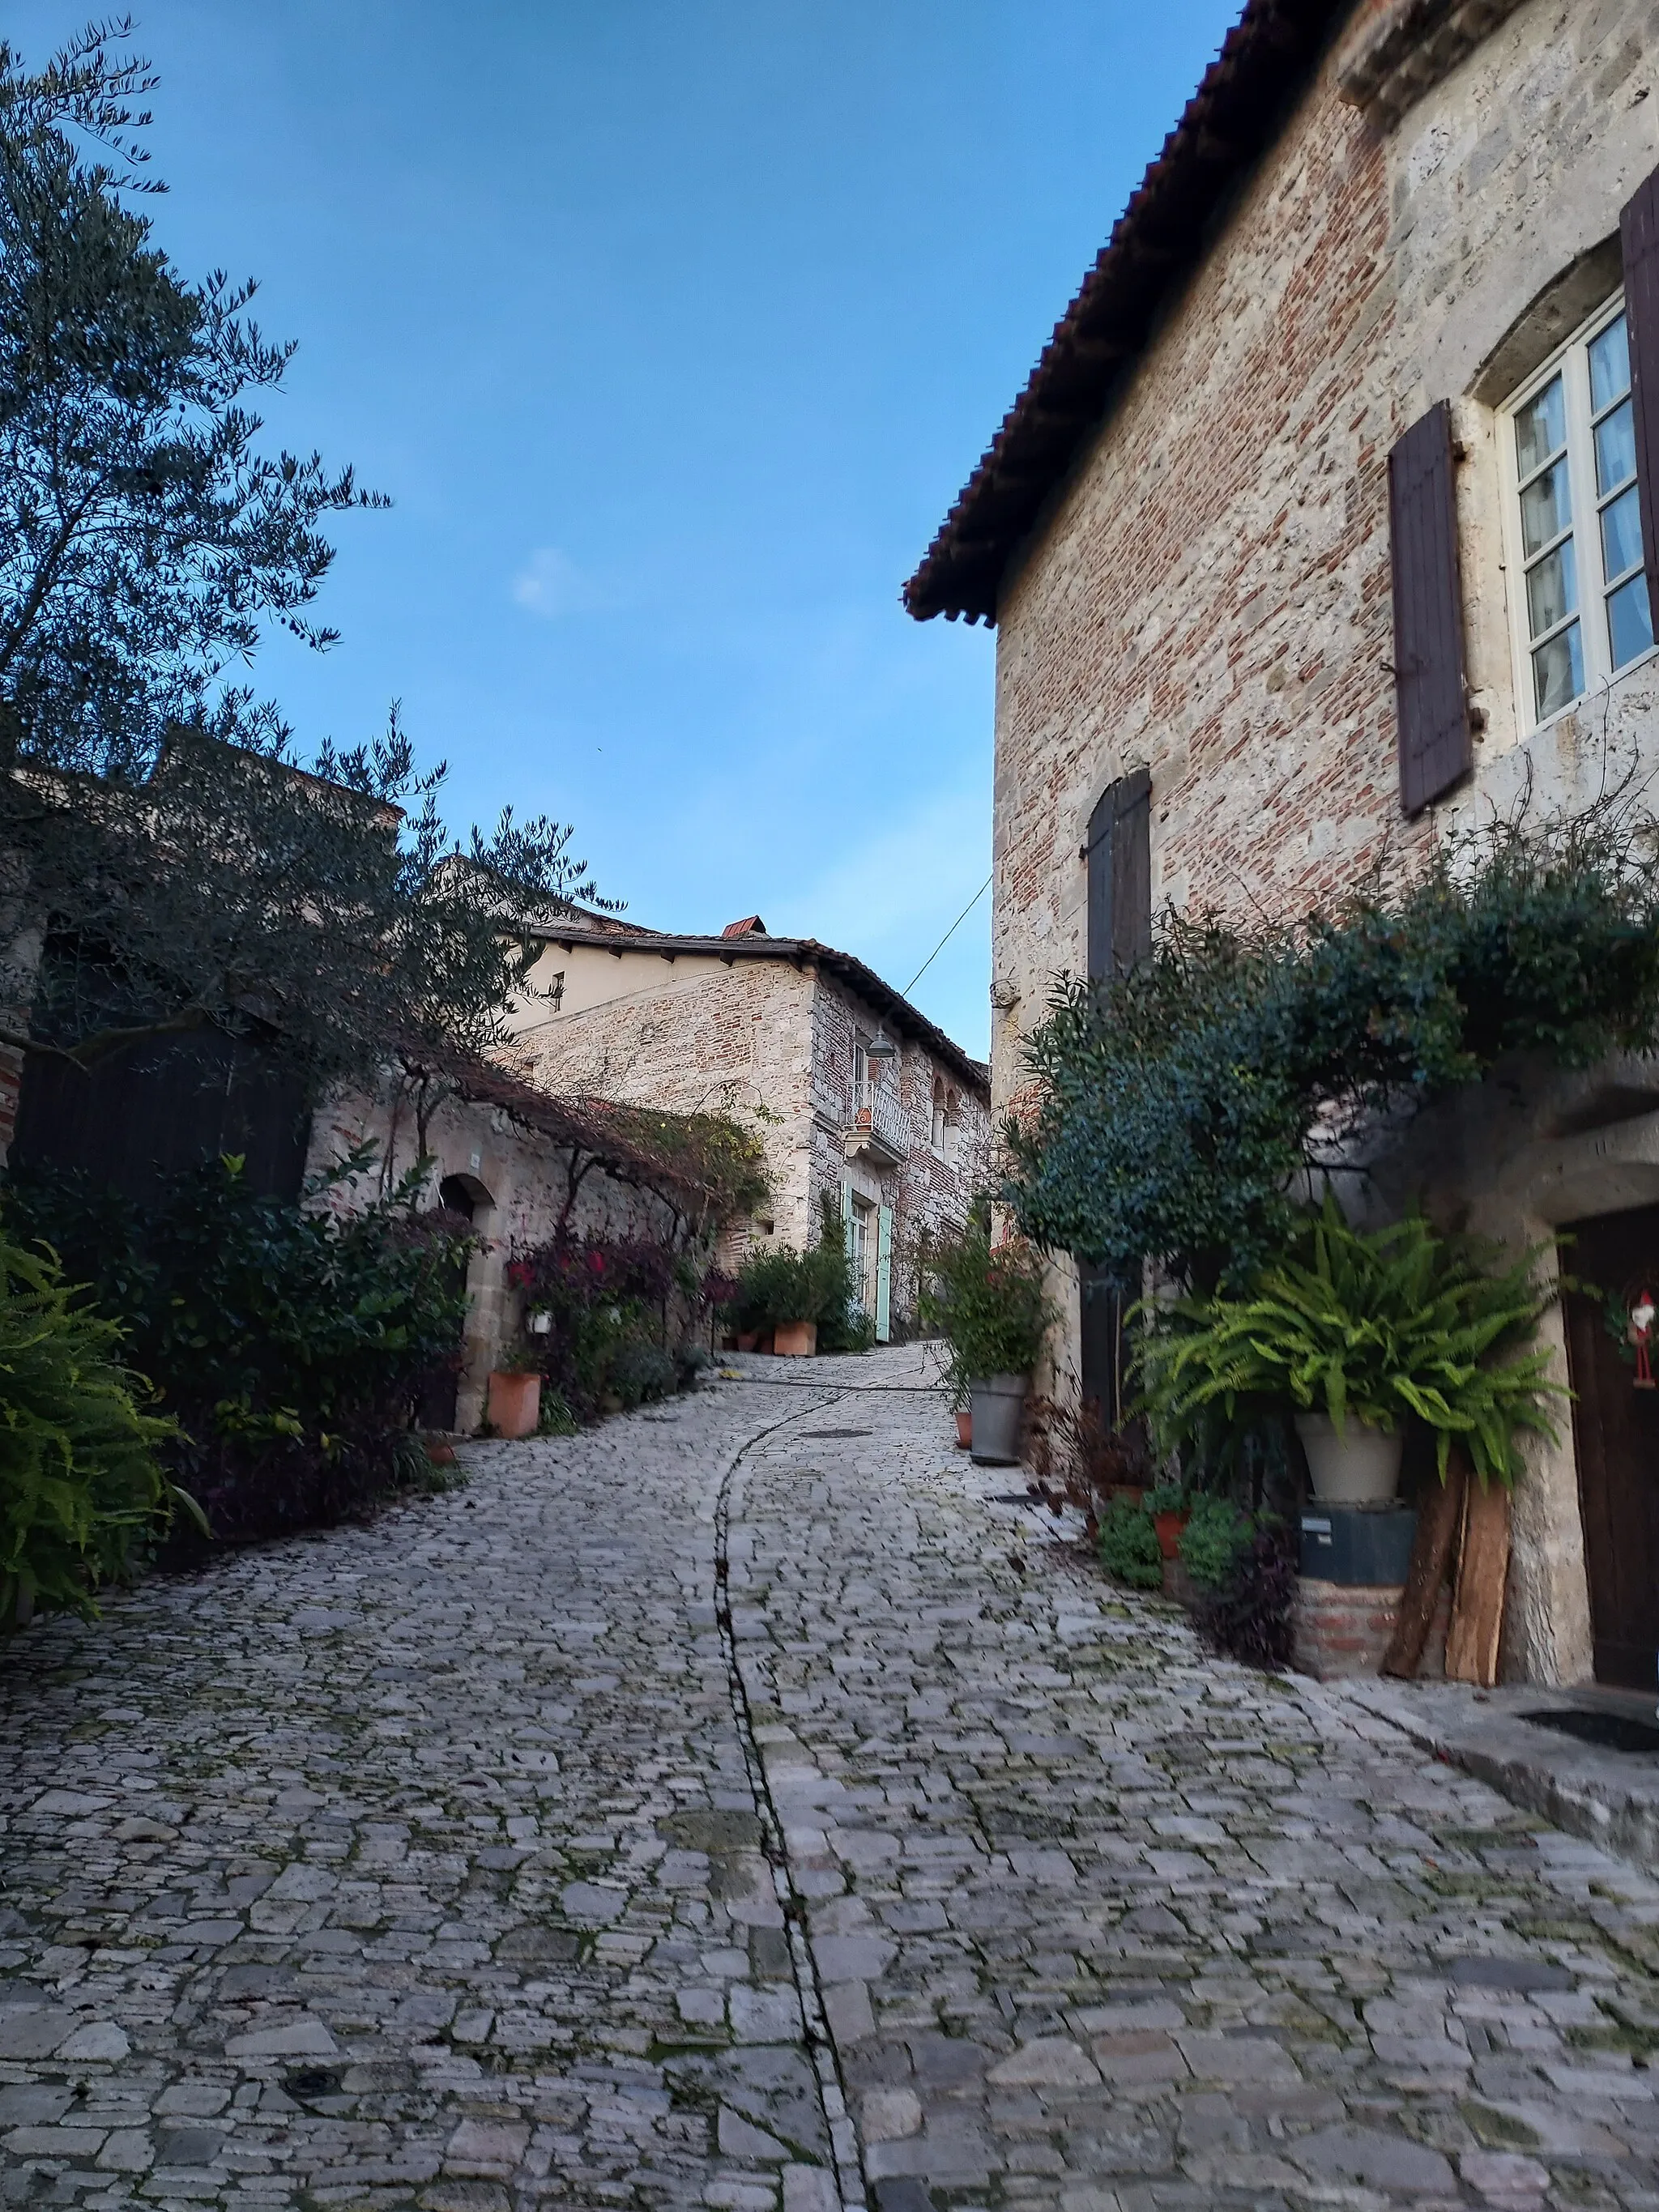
<box><xmin>1007</xmin><ymin>799</ymin><xmax>1659</xmax><ymax>1292</ymax></box>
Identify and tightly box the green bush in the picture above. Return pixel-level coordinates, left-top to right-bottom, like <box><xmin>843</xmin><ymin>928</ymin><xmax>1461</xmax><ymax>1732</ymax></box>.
<box><xmin>1137</xmin><ymin>1192</ymin><xmax>1567</xmax><ymax>1486</ymax></box>
<box><xmin>6</xmin><ymin>1153</ymin><xmax>471</xmax><ymax>1543</ymax></box>
<box><xmin>0</xmin><ymin>1236</ymin><xmax>193</xmax><ymax>1625</ymax></box>
<box><xmin>609</xmin><ymin>1338</ymin><xmax>677</xmax><ymax>1409</ymax></box>
<box><xmin>919</xmin><ymin>1207</ymin><xmax>1054</xmax><ymax>1403</ymax></box>
<box><xmin>1097</xmin><ymin>1497</ymin><xmax>1163</xmax><ymax>1591</ymax></box>
<box><xmin>1009</xmin><ymin>802</ymin><xmax>1659</xmax><ymax>1292</ymax></box>
<box><xmin>1179</xmin><ymin>1495</ymin><xmax>1253</xmax><ymax>1592</ymax></box>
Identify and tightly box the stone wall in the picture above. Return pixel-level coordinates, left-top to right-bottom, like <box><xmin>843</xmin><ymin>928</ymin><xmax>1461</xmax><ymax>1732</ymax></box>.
<box><xmin>309</xmin><ymin>1081</ymin><xmax>693</xmax><ymax>1434</ymax></box>
<box><xmin>987</xmin><ymin>0</ymin><xmax>1659</xmax><ymax>1681</ymax></box>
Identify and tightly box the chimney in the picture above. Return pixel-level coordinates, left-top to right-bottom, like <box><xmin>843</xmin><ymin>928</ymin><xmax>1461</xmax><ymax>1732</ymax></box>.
<box><xmin>721</xmin><ymin>916</ymin><xmax>766</xmax><ymax>939</ymax></box>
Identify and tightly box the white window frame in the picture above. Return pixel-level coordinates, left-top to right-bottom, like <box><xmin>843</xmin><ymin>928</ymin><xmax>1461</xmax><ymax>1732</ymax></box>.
<box><xmin>1499</xmin><ymin>288</ymin><xmax>1657</xmax><ymax>734</ymax></box>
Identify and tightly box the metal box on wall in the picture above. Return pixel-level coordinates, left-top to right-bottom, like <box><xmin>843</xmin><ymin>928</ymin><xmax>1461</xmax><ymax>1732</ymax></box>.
<box><xmin>1299</xmin><ymin>1506</ymin><xmax>1417</xmax><ymax>1587</ymax></box>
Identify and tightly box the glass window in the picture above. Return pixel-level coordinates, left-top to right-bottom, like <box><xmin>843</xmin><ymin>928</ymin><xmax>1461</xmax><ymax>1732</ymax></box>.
<box><xmin>1505</xmin><ymin>300</ymin><xmax>1654</xmax><ymax>727</ymax></box>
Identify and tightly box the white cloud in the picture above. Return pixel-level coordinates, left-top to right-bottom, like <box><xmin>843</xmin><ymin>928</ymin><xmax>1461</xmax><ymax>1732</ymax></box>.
<box><xmin>510</xmin><ymin>547</ymin><xmax>608</xmax><ymax>619</ymax></box>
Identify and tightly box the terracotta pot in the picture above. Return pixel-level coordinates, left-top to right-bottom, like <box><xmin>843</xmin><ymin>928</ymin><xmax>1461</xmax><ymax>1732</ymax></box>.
<box><xmin>735</xmin><ymin>1332</ymin><xmax>759</xmax><ymax>1353</ymax></box>
<box><xmin>1154</xmin><ymin>1509</ymin><xmax>1189</xmax><ymax>1561</ymax></box>
<box><xmin>486</xmin><ymin>1370</ymin><xmax>540</xmax><ymax>1439</ymax></box>
<box><xmin>1110</xmin><ymin>1484</ymin><xmax>1146</xmax><ymax>1508</ymax></box>
<box><xmin>774</xmin><ymin>1319</ymin><xmax>818</xmax><ymax>1357</ymax></box>
<box><xmin>954</xmin><ymin>1409</ymin><xmax>973</xmax><ymax>1450</ymax></box>
<box><xmin>424</xmin><ymin>1436</ymin><xmax>458</xmax><ymax>1468</ymax></box>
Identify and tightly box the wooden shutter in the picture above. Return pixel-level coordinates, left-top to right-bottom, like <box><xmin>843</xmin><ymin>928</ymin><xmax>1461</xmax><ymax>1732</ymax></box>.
<box><xmin>1084</xmin><ymin>765</ymin><xmax>1151</xmax><ymax>984</ymax></box>
<box><xmin>1080</xmin><ymin>765</ymin><xmax>1152</xmax><ymax>1427</ymax></box>
<box><xmin>1388</xmin><ymin>400</ymin><xmax>1469</xmax><ymax>816</ymax></box>
<box><xmin>1622</xmin><ymin>166</ymin><xmax>1659</xmax><ymax>629</ymax></box>
<box><xmin>1084</xmin><ymin>786</ymin><xmax>1115</xmax><ymax>987</ymax></box>
<box><xmin>875</xmin><ymin>1205</ymin><xmax>893</xmax><ymax>1344</ymax></box>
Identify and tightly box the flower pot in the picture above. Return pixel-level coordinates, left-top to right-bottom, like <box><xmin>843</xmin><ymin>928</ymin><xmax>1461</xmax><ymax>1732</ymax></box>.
<box><xmin>1294</xmin><ymin>1413</ymin><xmax>1404</xmax><ymax>1505</ymax></box>
<box><xmin>1154</xmin><ymin>1509</ymin><xmax>1189</xmax><ymax>1561</ymax></box>
<box><xmin>954</xmin><ymin>1409</ymin><xmax>973</xmax><ymax>1451</ymax></box>
<box><xmin>969</xmin><ymin>1374</ymin><xmax>1027</xmax><ymax>1465</ymax></box>
<box><xmin>735</xmin><ymin>1332</ymin><xmax>759</xmax><ymax>1353</ymax></box>
<box><xmin>774</xmin><ymin>1319</ymin><xmax>818</xmax><ymax>1357</ymax></box>
<box><xmin>487</xmin><ymin>1370</ymin><xmax>541</xmax><ymax>1439</ymax></box>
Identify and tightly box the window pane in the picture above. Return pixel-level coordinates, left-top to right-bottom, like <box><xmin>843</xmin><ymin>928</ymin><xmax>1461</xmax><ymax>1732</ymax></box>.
<box><xmin>1609</xmin><ymin>572</ymin><xmax>1655</xmax><ymax>668</ymax></box>
<box><xmin>1595</xmin><ymin>396</ymin><xmax>1636</xmax><ymax>496</ymax></box>
<box><xmin>1520</xmin><ymin>456</ymin><xmax>1572</xmax><ymax>554</ymax></box>
<box><xmin>1525</xmin><ymin>539</ymin><xmax>1577</xmax><ymax>637</ymax></box>
<box><xmin>1590</xmin><ymin>314</ymin><xmax>1632</xmax><ymax>411</ymax></box>
<box><xmin>1533</xmin><ymin>622</ymin><xmax>1584</xmax><ymax>717</ymax></box>
<box><xmin>1602</xmin><ymin>484</ymin><xmax>1644</xmax><ymax>582</ymax></box>
<box><xmin>1516</xmin><ymin>375</ymin><xmax>1567</xmax><ymax>477</ymax></box>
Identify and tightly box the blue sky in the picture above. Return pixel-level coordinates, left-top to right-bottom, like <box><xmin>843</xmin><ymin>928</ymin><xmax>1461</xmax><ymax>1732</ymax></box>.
<box><xmin>13</xmin><ymin>1</ymin><xmax>1239</xmax><ymax>1058</ymax></box>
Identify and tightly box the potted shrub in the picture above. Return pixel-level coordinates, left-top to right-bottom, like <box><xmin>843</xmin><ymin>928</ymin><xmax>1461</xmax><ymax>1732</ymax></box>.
<box><xmin>1137</xmin><ymin>1193</ymin><xmax>1567</xmax><ymax>1503</ymax></box>
<box><xmin>920</xmin><ymin>1210</ymin><xmax>1055</xmax><ymax>1466</ymax></box>
<box><xmin>720</xmin><ymin>1200</ymin><xmax>868</xmax><ymax>1359</ymax></box>
<box><xmin>486</xmin><ymin>1345</ymin><xmax>542</xmax><ymax>1438</ymax></box>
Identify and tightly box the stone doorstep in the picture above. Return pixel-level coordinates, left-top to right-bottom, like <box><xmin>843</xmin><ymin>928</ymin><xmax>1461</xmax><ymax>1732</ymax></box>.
<box><xmin>1323</xmin><ymin>1675</ymin><xmax>1659</xmax><ymax>1875</ymax></box>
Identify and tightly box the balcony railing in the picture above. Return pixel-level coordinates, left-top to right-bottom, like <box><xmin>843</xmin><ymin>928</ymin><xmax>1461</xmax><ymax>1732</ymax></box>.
<box><xmin>847</xmin><ymin>1083</ymin><xmax>907</xmax><ymax>1163</ymax></box>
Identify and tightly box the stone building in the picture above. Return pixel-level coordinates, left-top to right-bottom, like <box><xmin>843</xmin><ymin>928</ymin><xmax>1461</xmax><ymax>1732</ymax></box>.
<box><xmin>501</xmin><ymin>912</ymin><xmax>992</xmax><ymax>1338</ymax></box>
<box><xmin>907</xmin><ymin>0</ymin><xmax>1659</xmax><ymax>1684</ymax></box>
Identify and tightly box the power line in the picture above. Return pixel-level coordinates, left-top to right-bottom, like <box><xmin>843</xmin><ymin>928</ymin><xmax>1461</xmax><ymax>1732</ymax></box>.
<box><xmin>896</xmin><ymin>872</ymin><xmax>992</xmax><ymax>1004</ymax></box>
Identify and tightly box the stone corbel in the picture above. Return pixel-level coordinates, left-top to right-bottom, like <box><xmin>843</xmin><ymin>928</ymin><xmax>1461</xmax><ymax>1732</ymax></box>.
<box><xmin>1337</xmin><ymin>0</ymin><xmax>1528</xmax><ymax>131</ymax></box>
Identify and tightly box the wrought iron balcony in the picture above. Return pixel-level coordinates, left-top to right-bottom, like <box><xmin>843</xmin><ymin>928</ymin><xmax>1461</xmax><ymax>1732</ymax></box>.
<box><xmin>844</xmin><ymin>1083</ymin><xmax>907</xmax><ymax>1166</ymax></box>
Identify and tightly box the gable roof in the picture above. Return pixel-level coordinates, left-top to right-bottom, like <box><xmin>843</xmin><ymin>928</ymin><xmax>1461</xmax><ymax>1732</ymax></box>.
<box><xmin>531</xmin><ymin>922</ymin><xmax>991</xmax><ymax>1098</ymax></box>
<box><xmin>902</xmin><ymin>0</ymin><xmax>1348</xmax><ymax>626</ymax></box>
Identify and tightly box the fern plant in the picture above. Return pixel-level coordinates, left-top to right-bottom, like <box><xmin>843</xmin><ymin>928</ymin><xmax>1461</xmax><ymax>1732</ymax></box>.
<box><xmin>0</xmin><ymin>1237</ymin><xmax>195</xmax><ymax>1626</ymax></box>
<box><xmin>1136</xmin><ymin>1193</ymin><xmax>1567</xmax><ymax>1487</ymax></box>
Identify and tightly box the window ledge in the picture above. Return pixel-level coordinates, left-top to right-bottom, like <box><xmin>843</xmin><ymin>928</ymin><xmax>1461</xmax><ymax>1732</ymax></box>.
<box><xmin>1521</xmin><ymin>644</ymin><xmax>1659</xmax><ymax>744</ymax></box>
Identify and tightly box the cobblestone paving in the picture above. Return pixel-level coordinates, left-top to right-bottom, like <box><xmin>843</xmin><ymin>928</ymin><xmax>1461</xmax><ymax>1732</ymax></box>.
<box><xmin>5</xmin><ymin>1348</ymin><xmax>1659</xmax><ymax>2212</ymax></box>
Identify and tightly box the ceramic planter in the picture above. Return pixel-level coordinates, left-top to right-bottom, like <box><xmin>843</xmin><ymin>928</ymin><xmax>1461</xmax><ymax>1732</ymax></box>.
<box><xmin>735</xmin><ymin>1332</ymin><xmax>759</xmax><ymax>1353</ymax></box>
<box><xmin>954</xmin><ymin>1409</ymin><xmax>973</xmax><ymax>1450</ymax></box>
<box><xmin>969</xmin><ymin>1374</ymin><xmax>1027</xmax><ymax>1465</ymax></box>
<box><xmin>487</xmin><ymin>1370</ymin><xmax>541</xmax><ymax>1439</ymax></box>
<box><xmin>1154</xmin><ymin>1509</ymin><xmax>1189</xmax><ymax>1561</ymax></box>
<box><xmin>1294</xmin><ymin>1412</ymin><xmax>1404</xmax><ymax>1505</ymax></box>
<box><xmin>774</xmin><ymin>1320</ymin><xmax>818</xmax><ymax>1357</ymax></box>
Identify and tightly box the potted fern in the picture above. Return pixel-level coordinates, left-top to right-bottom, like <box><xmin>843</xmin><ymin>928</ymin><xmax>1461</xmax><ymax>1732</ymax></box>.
<box><xmin>1137</xmin><ymin>1194</ymin><xmax>1567</xmax><ymax>1502</ymax></box>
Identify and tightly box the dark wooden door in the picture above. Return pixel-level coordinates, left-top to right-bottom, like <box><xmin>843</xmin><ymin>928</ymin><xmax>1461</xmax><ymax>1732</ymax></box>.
<box><xmin>1562</xmin><ymin>1204</ymin><xmax>1659</xmax><ymax>1687</ymax></box>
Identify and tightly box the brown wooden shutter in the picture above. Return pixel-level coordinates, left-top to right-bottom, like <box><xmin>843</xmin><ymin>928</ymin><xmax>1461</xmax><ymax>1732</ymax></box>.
<box><xmin>1080</xmin><ymin>766</ymin><xmax>1152</xmax><ymax>1427</ymax></box>
<box><xmin>1622</xmin><ymin>166</ymin><xmax>1659</xmax><ymax>627</ymax></box>
<box><xmin>1110</xmin><ymin>765</ymin><xmax>1152</xmax><ymax>974</ymax></box>
<box><xmin>1388</xmin><ymin>400</ymin><xmax>1469</xmax><ymax>816</ymax></box>
<box><xmin>1084</xmin><ymin>766</ymin><xmax>1152</xmax><ymax>984</ymax></box>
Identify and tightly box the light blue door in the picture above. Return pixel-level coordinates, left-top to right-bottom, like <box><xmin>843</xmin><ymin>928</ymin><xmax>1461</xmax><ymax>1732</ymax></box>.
<box><xmin>875</xmin><ymin>1204</ymin><xmax>893</xmax><ymax>1342</ymax></box>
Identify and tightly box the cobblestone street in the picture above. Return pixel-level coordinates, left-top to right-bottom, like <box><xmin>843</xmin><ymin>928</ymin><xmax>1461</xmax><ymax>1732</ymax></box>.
<box><xmin>6</xmin><ymin>1347</ymin><xmax>1659</xmax><ymax>2212</ymax></box>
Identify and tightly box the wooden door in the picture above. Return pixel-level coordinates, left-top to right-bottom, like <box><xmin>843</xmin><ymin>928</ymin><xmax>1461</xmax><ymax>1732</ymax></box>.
<box><xmin>1562</xmin><ymin>1204</ymin><xmax>1659</xmax><ymax>1686</ymax></box>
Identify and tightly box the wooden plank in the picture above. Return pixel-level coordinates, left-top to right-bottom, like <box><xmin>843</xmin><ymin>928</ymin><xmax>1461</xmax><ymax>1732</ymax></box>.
<box><xmin>1444</xmin><ymin>1477</ymin><xmax>1512</xmax><ymax>1687</ymax></box>
<box><xmin>1382</xmin><ymin>1455</ymin><xmax>1467</xmax><ymax>1678</ymax></box>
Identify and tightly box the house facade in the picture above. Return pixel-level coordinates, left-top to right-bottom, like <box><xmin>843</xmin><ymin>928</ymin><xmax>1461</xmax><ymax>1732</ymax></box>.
<box><xmin>500</xmin><ymin>914</ymin><xmax>992</xmax><ymax>1337</ymax></box>
<box><xmin>908</xmin><ymin>0</ymin><xmax>1659</xmax><ymax>1684</ymax></box>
